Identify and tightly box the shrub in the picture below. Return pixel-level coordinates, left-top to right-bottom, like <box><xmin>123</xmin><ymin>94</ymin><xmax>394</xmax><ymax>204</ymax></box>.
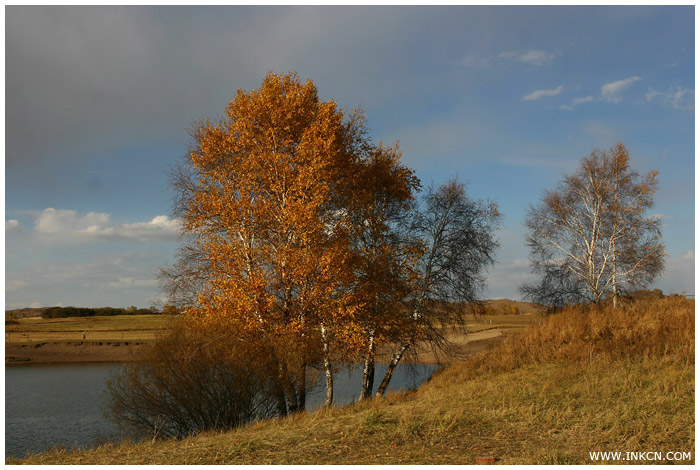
<box><xmin>107</xmin><ymin>318</ymin><xmax>293</xmax><ymax>440</ymax></box>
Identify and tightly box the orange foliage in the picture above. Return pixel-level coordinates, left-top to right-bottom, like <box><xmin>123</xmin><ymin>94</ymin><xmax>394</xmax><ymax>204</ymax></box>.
<box><xmin>183</xmin><ymin>73</ymin><xmax>353</xmax><ymax>335</ymax></box>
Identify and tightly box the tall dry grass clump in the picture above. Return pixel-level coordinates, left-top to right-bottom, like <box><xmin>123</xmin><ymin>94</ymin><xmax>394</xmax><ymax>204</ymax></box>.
<box><xmin>465</xmin><ymin>297</ymin><xmax>694</xmax><ymax>374</ymax></box>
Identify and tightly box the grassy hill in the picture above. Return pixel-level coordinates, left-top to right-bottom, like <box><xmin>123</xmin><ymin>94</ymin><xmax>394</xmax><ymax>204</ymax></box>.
<box><xmin>8</xmin><ymin>297</ymin><xmax>694</xmax><ymax>465</ymax></box>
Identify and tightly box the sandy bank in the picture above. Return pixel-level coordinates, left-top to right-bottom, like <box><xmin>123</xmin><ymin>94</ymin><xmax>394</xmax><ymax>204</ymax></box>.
<box><xmin>5</xmin><ymin>341</ymin><xmax>147</xmax><ymax>364</ymax></box>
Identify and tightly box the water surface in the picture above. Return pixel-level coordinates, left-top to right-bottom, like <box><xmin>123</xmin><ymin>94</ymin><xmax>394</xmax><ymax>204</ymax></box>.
<box><xmin>6</xmin><ymin>361</ymin><xmax>436</xmax><ymax>459</ymax></box>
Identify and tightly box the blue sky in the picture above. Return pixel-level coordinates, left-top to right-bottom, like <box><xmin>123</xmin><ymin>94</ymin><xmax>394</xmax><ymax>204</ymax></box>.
<box><xmin>5</xmin><ymin>5</ymin><xmax>695</xmax><ymax>309</ymax></box>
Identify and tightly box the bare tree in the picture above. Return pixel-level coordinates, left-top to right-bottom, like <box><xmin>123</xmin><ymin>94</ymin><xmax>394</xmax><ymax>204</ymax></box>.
<box><xmin>522</xmin><ymin>142</ymin><xmax>665</xmax><ymax>308</ymax></box>
<box><xmin>375</xmin><ymin>179</ymin><xmax>501</xmax><ymax>397</ymax></box>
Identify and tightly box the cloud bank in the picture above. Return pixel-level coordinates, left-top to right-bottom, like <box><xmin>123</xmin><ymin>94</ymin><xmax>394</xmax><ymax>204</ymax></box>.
<box><xmin>29</xmin><ymin>208</ymin><xmax>181</xmax><ymax>242</ymax></box>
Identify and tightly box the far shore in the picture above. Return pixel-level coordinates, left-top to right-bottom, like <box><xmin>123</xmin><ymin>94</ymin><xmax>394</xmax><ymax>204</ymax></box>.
<box><xmin>5</xmin><ymin>306</ymin><xmax>538</xmax><ymax>365</ymax></box>
<box><xmin>5</xmin><ymin>329</ymin><xmax>508</xmax><ymax>366</ymax></box>
<box><xmin>5</xmin><ymin>341</ymin><xmax>148</xmax><ymax>365</ymax></box>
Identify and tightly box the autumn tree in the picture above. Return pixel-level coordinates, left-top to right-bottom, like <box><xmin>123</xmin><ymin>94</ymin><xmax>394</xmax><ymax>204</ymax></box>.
<box><xmin>375</xmin><ymin>179</ymin><xmax>501</xmax><ymax>397</ymax></box>
<box><xmin>521</xmin><ymin>142</ymin><xmax>665</xmax><ymax>308</ymax></box>
<box><xmin>164</xmin><ymin>72</ymin><xmax>361</xmax><ymax>414</ymax></box>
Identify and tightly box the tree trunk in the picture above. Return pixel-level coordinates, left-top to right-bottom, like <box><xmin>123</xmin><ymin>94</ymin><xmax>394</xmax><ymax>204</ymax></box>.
<box><xmin>296</xmin><ymin>362</ymin><xmax>306</xmax><ymax>411</ymax></box>
<box><xmin>374</xmin><ymin>342</ymin><xmax>410</xmax><ymax>398</ymax></box>
<box><xmin>320</xmin><ymin>323</ymin><xmax>333</xmax><ymax>408</ymax></box>
<box><xmin>359</xmin><ymin>329</ymin><xmax>375</xmax><ymax>400</ymax></box>
<box><xmin>274</xmin><ymin>361</ymin><xmax>289</xmax><ymax>416</ymax></box>
<box><xmin>612</xmin><ymin>239</ymin><xmax>619</xmax><ymax>309</ymax></box>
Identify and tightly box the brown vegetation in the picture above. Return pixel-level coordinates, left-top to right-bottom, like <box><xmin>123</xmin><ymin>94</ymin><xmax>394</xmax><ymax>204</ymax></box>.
<box><xmin>458</xmin><ymin>296</ymin><xmax>693</xmax><ymax>374</ymax></box>
<box><xmin>10</xmin><ymin>297</ymin><xmax>693</xmax><ymax>465</ymax></box>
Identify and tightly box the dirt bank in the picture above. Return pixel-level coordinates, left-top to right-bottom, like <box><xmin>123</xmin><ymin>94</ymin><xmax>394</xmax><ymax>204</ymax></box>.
<box><xmin>5</xmin><ymin>341</ymin><xmax>147</xmax><ymax>364</ymax></box>
<box><xmin>6</xmin><ymin>328</ymin><xmax>510</xmax><ymax>365</ymax></box>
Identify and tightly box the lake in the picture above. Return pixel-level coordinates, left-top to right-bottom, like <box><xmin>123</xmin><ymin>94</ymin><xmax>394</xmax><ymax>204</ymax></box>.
<box><xmin>5</xmin><ymin>361</ymin><xmax>437</xmax><ymax>459</ymax></box>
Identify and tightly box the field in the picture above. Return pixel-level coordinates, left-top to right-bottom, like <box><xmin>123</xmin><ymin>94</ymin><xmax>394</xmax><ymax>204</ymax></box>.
<box><xmin>5</xmin><ymin>301</ymin><xmax>538</xmax><ymax>364</ymax></box>
<box><xmin>5</xmin><ymin>314</ymin><xmax>172</xmax><ymax>343</ymax></box>
<box><xmin>5</xmin><ymin>315</ymin><xmax>173</xmax><ymax>363</ymax></box>
<box><xmin>8</xmin><ymin>297</ymin><xmax>693</xmax><ymax>465</ymax></box>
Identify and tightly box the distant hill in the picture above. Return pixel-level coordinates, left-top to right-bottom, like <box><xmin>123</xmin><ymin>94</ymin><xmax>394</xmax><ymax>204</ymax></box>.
<box><xmin>484</xmin><ymin>299</ymin><xmax>542</xmax><ymax>315</ymax></box>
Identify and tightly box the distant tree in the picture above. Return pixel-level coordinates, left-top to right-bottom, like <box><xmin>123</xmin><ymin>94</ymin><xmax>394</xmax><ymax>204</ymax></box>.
<box><xmin>375</xmin><ymin>179</ymin><xmax>501</xmax><ymax>397</ymax></box>
<box><xmin>521</xmin><ymin>142</ymin><xmax>665</xmax><ymax>308</ymax></box>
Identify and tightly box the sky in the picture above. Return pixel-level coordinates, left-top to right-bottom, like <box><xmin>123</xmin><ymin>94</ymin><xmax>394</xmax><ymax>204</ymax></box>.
<box><xmin>5</xmin><ymin>5</ymin><xmax>695</xmax><ymax>309</ymax></box>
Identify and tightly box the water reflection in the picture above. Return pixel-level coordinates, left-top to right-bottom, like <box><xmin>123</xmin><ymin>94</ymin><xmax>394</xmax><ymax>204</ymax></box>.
<box><xmin>5</xmin><ymin>362</ymin><xmax>436</xmax><ymax>458</ymax></box>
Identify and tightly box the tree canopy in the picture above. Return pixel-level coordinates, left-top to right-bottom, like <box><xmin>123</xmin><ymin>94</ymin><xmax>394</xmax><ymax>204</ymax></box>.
<box><xmin>159</xmin><ymin>71</ymin><xmax>502</xmax><ymax>413</ymax></box>
<box><xmin>521</xmin><ymin>142</ymin><xmax>665</xmax><ymax>308</ymax></box>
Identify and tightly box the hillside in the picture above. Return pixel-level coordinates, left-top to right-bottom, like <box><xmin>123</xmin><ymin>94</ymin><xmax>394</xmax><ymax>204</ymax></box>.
<box><xmin>9</xmin><ymin>297</ymin><xmax>693</xmax><ymax>465</ymax></box>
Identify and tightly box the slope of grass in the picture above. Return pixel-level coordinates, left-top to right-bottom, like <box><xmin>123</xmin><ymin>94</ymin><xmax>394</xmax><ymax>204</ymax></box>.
<box><xmin>8</xmin><ymin>298</ymin><xmax>694</xmax><ymax>465</ymax></box>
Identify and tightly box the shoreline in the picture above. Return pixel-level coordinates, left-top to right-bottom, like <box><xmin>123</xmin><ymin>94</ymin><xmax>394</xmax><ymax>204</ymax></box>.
<box><xmin>6</xmin><ymin>341</ymin><xmax>148</xmax><ymax>365</ymax></box>
<box><xmin>5</xmin><ymin>330</ymin><xmax>507</xmax><ymax>366</ymax></box>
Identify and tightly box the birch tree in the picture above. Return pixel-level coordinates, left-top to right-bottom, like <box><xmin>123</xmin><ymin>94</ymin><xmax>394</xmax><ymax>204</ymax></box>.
<box><xmin>162</xmin><ymin>72</ymin><xmax>426</xmax><ymax>411</ymax></box>
<box><xmin>165</xmin><ymin>72</ymin><xmax>359</xmax><ymax>414</ymax></box>
<box><xmin>522</xmin><ymin>142</ymin><xmax>664</xmax><ymax>308</ymax></box>
<box><xmin>346</xmin><ymin>144</ymin><xmax>421</xmax><ymax>401</ymax></box>
<box><xmin>375</xmin><ymin>179</ymin><xmax>501</xmax><ymax>397</ymax></box>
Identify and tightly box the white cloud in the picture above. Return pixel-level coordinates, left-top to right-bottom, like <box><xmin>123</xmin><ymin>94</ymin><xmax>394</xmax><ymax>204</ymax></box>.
<box><xmin>34</xmin><ymin>208</ymin><xmax>111</xmax><ymax>234</ymax></box>
<box><xmin>523</xmin><ymin>85</ymin><xmax>564</xmax><ymax>101</ymax></box>
<box><xmin>460</xmin><ymin>49</ymin><xmax>554</xmax><ymax>69</ymax></box>
<box><xmin>457</xmin><ymin>54</ymin><xmax>492</xmax><ymax>69</ymax></box>
<box><xmin>79</xmin><ymin>215</ymin><xmax>181</xmax><ymax>242</ymax></box>
<box><xmin>31</xmin><ymin>208</ymin><xmax>180</xmax><ymax>242</ymax></box>
<box><xmin>646</xmin><ymin>86</ymin><xmax>694</xmax><ymax>110</ymax></box>
<box><xmin>601</xmin><ymin>76</ymin><xmax>641</xmax><ymax>103</ymax></box>
<box><xmin>560</xmin><ymin>95</ymin><xmax>596</xmax><ymax>111</ymax></box>
<box><xmin>500</xmin><ymin>49</ymin><xmax>554</xmax><ymax>66</ymax></box>
<box><xmin>6</xmin><ymin>219</ymin><xmax>23</xmax><ymax>234</ymax></box>
<box><xmin>572</xmin><ymin>96</ymin><xmax>595</xmax><ymax>106</ymax></box>
<box><xmin>517</xmin><ymin>50</ymin><xmax>554</xmax><ymax>66</ymax></box>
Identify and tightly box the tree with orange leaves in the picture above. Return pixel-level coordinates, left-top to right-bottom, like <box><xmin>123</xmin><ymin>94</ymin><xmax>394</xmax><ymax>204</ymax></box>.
<box><xmin>162</xmin><ymin>72</ymin><xmax>502</xmax><ymax>412</ymax></box>
<box><xmin>165</xmin><ymin>72</ymin><xmax>362</xmax><ymax>413</ymax></box>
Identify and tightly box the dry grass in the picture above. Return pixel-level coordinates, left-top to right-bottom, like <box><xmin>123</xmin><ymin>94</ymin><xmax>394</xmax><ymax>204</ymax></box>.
<box><xmin>8</xmin><ymin>298</ymin><xmax>694</xmax><ymax>465</ymax></box>
<box><xmin>5</xmin><ymin>315</ymin><xmax>172</xmax><ymax>344</ymax></box>
<box><xmin>459</xmin><ymin>296</ymin><xmax>694</xmax><ymax>374</ymax></box>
